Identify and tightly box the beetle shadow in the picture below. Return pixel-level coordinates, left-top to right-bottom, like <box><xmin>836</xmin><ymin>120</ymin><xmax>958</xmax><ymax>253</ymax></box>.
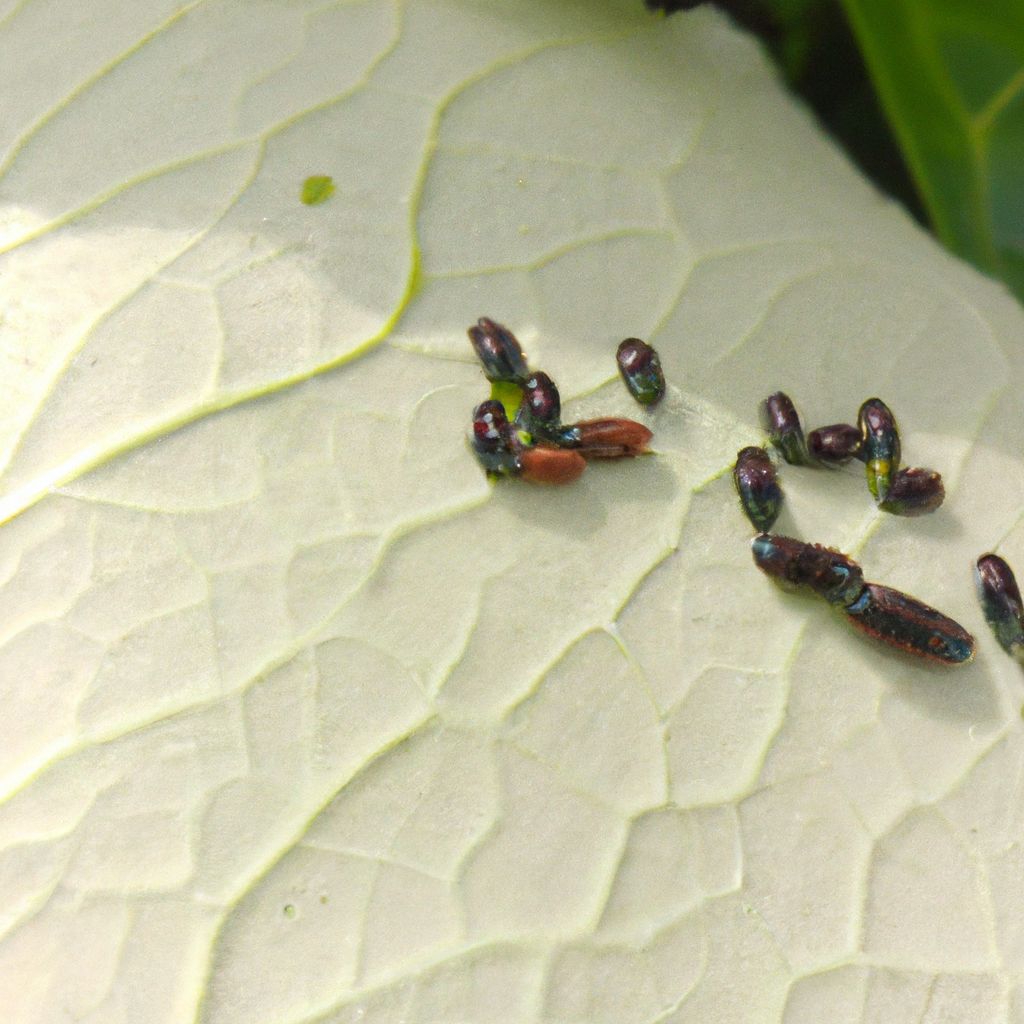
<box><xmin>874</xmin><ymin>501</ymin><xmax>966</xmax><ymax>543</ymax></box>
<box><xmin>499</xmin><ymin>473</ymin><xmax>609</xmax><ymax>538</ymax></box>
<box><xmin>500</xmin><ymin>454</ymin><xmax>678</xmax><ymax>539</ymax></box>
<box><xmin>773</xmin><ymin>593</ymin><xmax>1004</xmax><ymax>729</ymax></box>
<box><xmin>852</xmin><ymin>627</ymin><xmax>1004</xmax><ymax>729</ymax></box>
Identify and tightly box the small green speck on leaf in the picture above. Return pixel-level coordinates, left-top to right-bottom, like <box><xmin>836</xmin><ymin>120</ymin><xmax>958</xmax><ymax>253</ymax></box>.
<box><xmin>283</xmin><ymin>903</ymin><xmax>296</xmax><ymax>918</ymax></box>
<box><xmin>489</xmin><ymin>380</ymin><xmax>523</xmax><ymax>422</ymax></box>
<box><xmin>301</xmin><ymin>175</ymin><xmax>335</xmax><ymax>205</ymax></box>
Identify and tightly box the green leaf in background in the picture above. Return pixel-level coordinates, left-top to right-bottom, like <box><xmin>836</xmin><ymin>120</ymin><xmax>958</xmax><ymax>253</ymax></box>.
<box><xmin>842</xmin><ymin>0</ymin><xmax>1024</xmax><ymax>299</ymax></box>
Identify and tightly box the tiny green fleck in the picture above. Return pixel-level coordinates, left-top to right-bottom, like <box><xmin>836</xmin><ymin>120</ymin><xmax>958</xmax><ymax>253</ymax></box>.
<box><xmin>283</xmin><ymin>903</ymin><xmax>296</xmax><ymax>918</ymax></box>
<box><xmin>489</xmin><ymin>379</ymin><xmax>523</xmax><ymax>422</ymax></box>
<box><xmin>301</xmin><ymin>175</ymin><xmax>335</xmax><ymax>206</ymax></box>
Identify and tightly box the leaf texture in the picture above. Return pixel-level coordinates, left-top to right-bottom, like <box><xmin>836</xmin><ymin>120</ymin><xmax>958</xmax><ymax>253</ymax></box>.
<box><xmin>1</xmin><ymin>3</ymin><xmax>1024</xmax><ymax>1023</ymax></box>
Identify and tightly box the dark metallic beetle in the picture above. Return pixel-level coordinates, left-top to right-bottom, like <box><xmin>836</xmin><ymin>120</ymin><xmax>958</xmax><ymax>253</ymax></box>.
<box><xmin>519</xmin><ymin>371</ymin><xmax>561</xmax><ymax>430</ymax></box>
<box><xmin>808</xmin><ymin>423</ymin><xmax>862</xmax><ymax>466</ymax></box>
<box><xmin>843</xmin><ymin>583</ymin><xmax>974</xmax><ymax>664</ymax></box>
<box><xmin>470</xmin><ymin>399</ymin><xmax>521</xmax><ymax>476</ymax></box>
<box><xmin>467</xmin><ymin>317</ymin><xmax>530</xmax><ymax>384</ymax></box>
<box><xmin>733</xmin><ymin>447</ymin><xmax>783</xmax><ymax>533</ymax></box>
<box><xmin>858</xmin><ymin>398</ymin><xmax>901</xmax><ymax>501</ymax></box>
<box><xmin>514</xmin><ymin>369</ymin><xmax>575</xmax><ymax>445</ymax></box>
<box><xmin>751</xmin><ymin>534</ymin><xmax>864</xmax><ymax>607</ymax></box>
<box><xmin>878</xmin><ymin>467</ymin><xmax>944</xmax><ymax>517</ymax></box>
<box><xmin>760</xmin><ymin>392</ymin><xmax>813</xmax><ymax>466</ymax></box>
<box><xmin>975</xmin><ymin>553</ymin><xmax>1024</xmax><ymax>660</ymax></box>
<box><xmin>616</xmin><ymin>337</ymin><xmax>665</xmax><ymax>407</ymax></box>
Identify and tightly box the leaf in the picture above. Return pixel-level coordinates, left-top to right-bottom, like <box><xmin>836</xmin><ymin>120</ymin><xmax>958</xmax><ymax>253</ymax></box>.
<box><xmin>842</xmin><ymin>0</ymin><xmax>1024</xmax><ymax>299</ymax></box>
<box><xmin>1</xmin><ymin>2</ymin><xmax>1023</xmax><ymax>1022</ymax></box>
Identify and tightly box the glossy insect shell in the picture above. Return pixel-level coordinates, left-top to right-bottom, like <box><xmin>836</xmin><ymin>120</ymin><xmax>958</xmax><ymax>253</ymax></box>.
<box><xmin>467</xmin><ymin>317</ymin><xmax>530</xmax><ymax>383</ymax></box>
<box><xmin>759</xmin><ymin>392</ymin><xmax>812</xmax><ymax>466</ymax></box>
<box><xmin>520</xmin><ymin>371</ymin><xmax>561</xmax><ymax>427</ymax></box>
<box><xmin>843</xmin><ymin>582</ymin><xmax>974</xmax><ymax>664</ymax></box>
<box><xmin>808</xmin><ymin>423</ymin><xmax>862</xmax><ymax>466</ymax></box>
<box><xmin>751</xmin><ymin>534</ymin><xmax>864</xmax><ymax>606</ymax></box>
<box><xmin>518</xmin><ymin>445</ymin><xmax>586</xmax><ymax>484</ymax></box>
<box><xmin>616</xmin><ymin>337</ymin><xmax>666</xmax><ymax>406</ymax></box>
<box><xmin>975</xmin><ymin>553</ymin><xmax>1024</xmax><ymax>658</ymax></box>
<box><xmin>733</xmin><ymin>446</ymin><xmax>782</xmax><ymax>533</ymax></box>
<box><xmin>472</xmin><ymin>399</ymin><xmax>512</xmax><ymax>453</ymax></box>
<box><xmin>878</xmin><ymin>467</ymin><xmax>944</xmax><ymax>517</ymax></box>
<box><xmin>470</xmin><ymin>399</ymin><xmax>521</xmax><ymax>476</ymax></box>
<box><xmin>858</xmin><ymin>398</ymin><xmax>901</xmax><ymax>500</ymax></box>
<box><xmin>563</xmin><ymin>418</ymin><xmax>653</xmax><ymax>458</ymax></box>
<box><xmin>540</xmin><ymin>424</ymin><xmax>585</xmax><ymax>448</ymax></box>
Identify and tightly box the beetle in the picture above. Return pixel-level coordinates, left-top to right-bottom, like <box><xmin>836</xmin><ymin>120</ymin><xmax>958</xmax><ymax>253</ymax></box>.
<box><xmin>975</xmin><ymin>553</ymin><xmax>1024</xmax><ymax>660</ymax></box>
<box><xmin>470</xmin><ymin>399</ymin><xmax>521</xmax><ymax>476</ymax></box>
<box><xmin>519</xmin><ymin>445</ymin><xmax>587</xmax><ymax>485</ymax></box>
<box><xmin>858</xmin><ymin>398</ymin><xmax>901</xmax><ymax>501</ymax></box>
<box><xmin>808</xmin><ymin>423</ymin><xmax>862</xmax><ymax>466</ymax></box>
<box><xmin>519</xmin><ymin>371</ymin><xmax>561</xmax><ymax>432</ymax></box>
<box><xmin>467</xmin><ymin>317</ymin><xmax>530</xmax><ymax>383</ymax></box>
<box><xmin>560</xmin><ymin>418</ymin><xmax>653</xmax><ymax>458</ymax></box>
<box><xmin>878</xmin><ymin>467</ymin><xmax>944</xmax><ymax>517</ymax></box>
<box><xmin>733</xmin><ymin>446</ymin><xmax>783</xmax><ymax>533</ymax></box>
<box><xmin>760</xmin><ymin>392</ymin><xmax>813</xmax><ymax>466</ymax></box>
<box><xmin>616</xmin><ymin>337</ymin><xmax>665</xmax><ymax>406</ymax></box>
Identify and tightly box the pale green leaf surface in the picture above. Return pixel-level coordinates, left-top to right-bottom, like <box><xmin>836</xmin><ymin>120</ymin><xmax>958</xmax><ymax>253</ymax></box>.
<box><xmin>2</xmin><ymin>2</ymin><xmax>1024</xmax><ymax>1023</ymax></box>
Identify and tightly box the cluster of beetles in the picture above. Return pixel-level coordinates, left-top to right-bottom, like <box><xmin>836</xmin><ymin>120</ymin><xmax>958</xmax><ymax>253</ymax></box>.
<box><xmin>466</xmin><ymin>317</ymin><xmax>1024</xmax><ymax>669</ymax></box>
<box><xmin>734</xmin><ymin>391</ymin><xmax>971</xmax><ymax>665</ymax></box>
<box><xmin>468</xmin><ymin>318</ymin><xmax>661</xmax><ymax>485</ymax></box>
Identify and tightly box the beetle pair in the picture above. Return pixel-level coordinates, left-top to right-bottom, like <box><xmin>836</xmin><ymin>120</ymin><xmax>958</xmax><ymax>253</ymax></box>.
<box><xmin>749</xmin><ymin>533</ymin><xmax>975</xmax><ymax>665</ymax></box>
